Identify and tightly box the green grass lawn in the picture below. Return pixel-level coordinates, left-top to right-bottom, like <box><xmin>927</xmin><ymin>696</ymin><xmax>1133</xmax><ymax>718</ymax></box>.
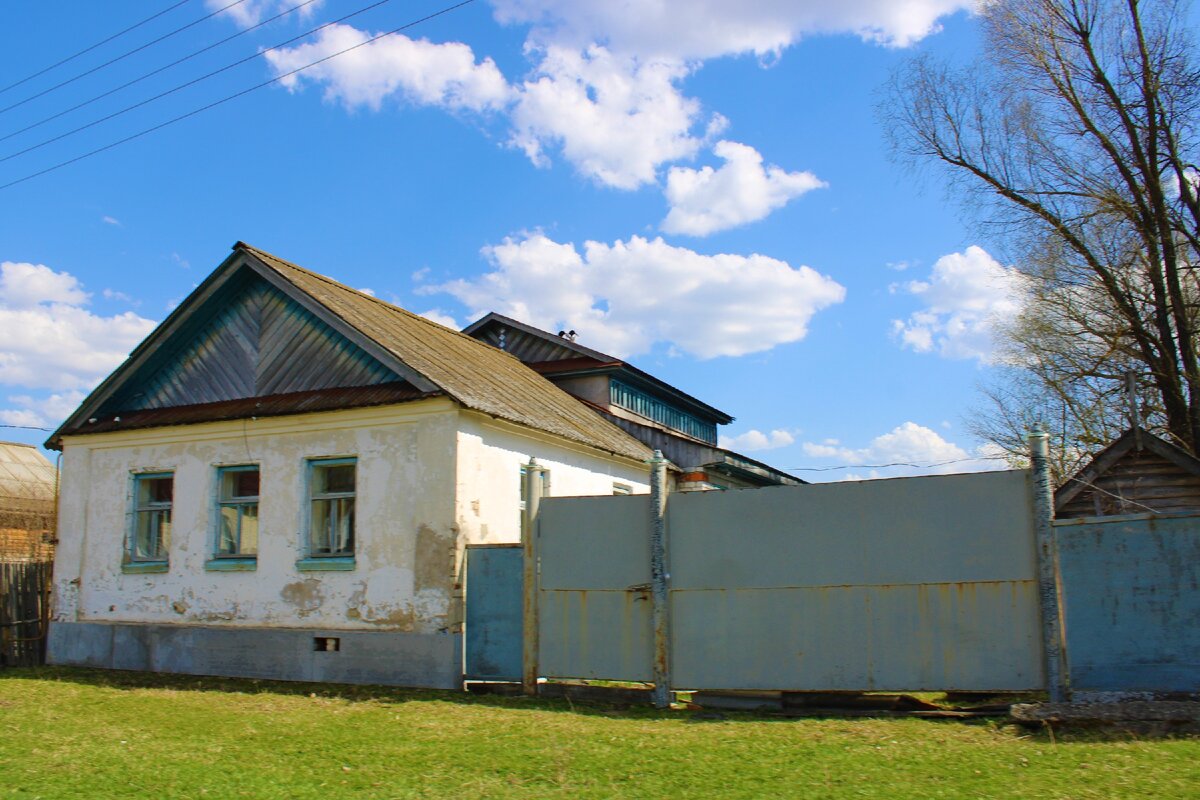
<box><xmin>1</xmin><ymin>668</ymin><xmax>1197</xmax><ymax>799</ymax></box>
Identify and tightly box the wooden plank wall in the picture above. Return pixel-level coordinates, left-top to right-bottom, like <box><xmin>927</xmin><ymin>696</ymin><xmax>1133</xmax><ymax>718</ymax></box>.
<box><xmin>1057</xmin><ymin>449</ymin><xmax>1200</xmax><ymax>518</ymax></box>
<box><xmin>110</xmin><ymin>278</ymin><xmax>398</xmax><ymax>412</ymax></box>
<box><xmin>0</xmin><ymin>560</ymin><xmax>52</xmax><ymax>667</ymax></box>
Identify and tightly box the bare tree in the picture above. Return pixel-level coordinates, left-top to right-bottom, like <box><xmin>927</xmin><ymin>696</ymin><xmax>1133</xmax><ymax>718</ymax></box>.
<box><xmin>883</xmin><ymin>0</ymin><xmax>1200</xmax><ymax>460</ymax></box>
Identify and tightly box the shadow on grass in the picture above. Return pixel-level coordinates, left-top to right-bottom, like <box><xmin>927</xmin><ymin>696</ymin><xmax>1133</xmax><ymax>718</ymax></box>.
<box><xmin>5</xmin><ymin>666</ymin><xmax>1189</xmax><ymax>740</ymax></box>
<box><xmin>0</xmin><ymin>666</ymin><xmax>669</xmax><ymax>718</ymax></box>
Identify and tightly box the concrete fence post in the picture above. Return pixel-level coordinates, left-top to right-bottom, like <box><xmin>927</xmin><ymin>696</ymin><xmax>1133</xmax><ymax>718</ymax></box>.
<box><xmin>1028</xmin><ymin>426</ymin><xmax>1068</xmax><ymax>702</ymax></box>
<box><xmin>649</xmin><ymin>450</ymin><xmax>673</xmax><ymax>708</ymax></box>
<box><xmin>522</xmin><ymin>458</ymin><xmax>545</xmax><ymax>696</ymax></box>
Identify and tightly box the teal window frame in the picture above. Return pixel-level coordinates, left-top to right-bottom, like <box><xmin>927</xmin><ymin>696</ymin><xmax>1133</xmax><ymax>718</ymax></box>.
<box><xmin>207</xmin><ymin>464</ymin><xmax>260</xmax><ymax>571</ymax></box>
<box><xmin>127</xmin><ymin>471</ymin><xmax>172</xmax><ymax>569</ymax></box>
<box><xmin>303</xmin><ymin>457</ymin><xmax>356</xmax><ymax>564</ymax></box>
<box><xmin>610</xmin><ymin>379</ymin><xmax>717</xmax><ymax>444</ymax></box>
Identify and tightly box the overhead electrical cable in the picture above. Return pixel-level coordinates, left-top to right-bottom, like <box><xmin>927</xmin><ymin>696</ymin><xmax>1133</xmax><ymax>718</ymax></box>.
<box><xmin>786</xmin><ymin>455</ymin><xmax>1012</xmax><ymax>472</ymax></box>
<box><xmin>0</xmin><ymin>0</ymin><xmax>321</xmax><ymax>144</ymax></box>
<box><xmin>0</xmin><ymin>0</ymin><xmax>195</xmax><ymax>97</ymax></box>
<box><xmin>0</xmin><ymin>0</ymin><xmax>478</xmax><ymax>191</ymax></box>
<box><xmin>0</xmin><ymin>0</ymin><xmax>401</xmax><ymax>165</ymax></box>
<box><xmin>0</xmin><ymin>0</ymin><xmax>252</xmax><ymax>117</ymax></box>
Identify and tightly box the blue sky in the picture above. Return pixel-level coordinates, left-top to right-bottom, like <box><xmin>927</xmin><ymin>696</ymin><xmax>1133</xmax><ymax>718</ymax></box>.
<box><xmin>0</xmin><ymin>0</ymin><xmax>1029</xmax><ymax>479</ymax></box>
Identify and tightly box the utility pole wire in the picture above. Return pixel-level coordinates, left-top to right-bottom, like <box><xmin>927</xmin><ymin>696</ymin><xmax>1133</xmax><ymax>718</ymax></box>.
<box><xmin>0</xmin><ymin>0</ymin><xmax>478</xmax><ymax>191</ymax></box>
<box><xmin>0</xmin><ymin>0</ymin><xmax>321</xmax><ymax>144</ymax></box>
<box><xmin>0</xmin><ymin>0</ymin><xmax>400</xmax><ymax>165</ymax></box>
<box><xmin>0</xmin><ymin>0</ymin><xmax>194</xmax><ymax>96</ymax></box>
<box><xmin>0</xmin><ymin>0</ymin><xmax>250</xmax><ymax>117</ymax></box>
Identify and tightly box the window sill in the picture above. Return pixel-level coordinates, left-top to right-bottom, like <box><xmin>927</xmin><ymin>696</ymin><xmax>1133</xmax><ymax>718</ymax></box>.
<box><xmin>205</xmin><ymin>558</ymin><xmax>257</xmax><ymax>572</ymax></box>
<box><xmin>296</xmin><ymin>556</ymin><xmax>355</xmax><ymax>572</ymax></box>
<box><xmin>122</xmin><ymin>561</ymin><xmax>168</xmax><ymax>574</ymax></box>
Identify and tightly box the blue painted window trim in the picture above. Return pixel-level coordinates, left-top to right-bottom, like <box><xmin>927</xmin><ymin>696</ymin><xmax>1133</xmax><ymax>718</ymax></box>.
<box><xmin>204</xmin><ymin>557</ymin><xmax>258</xmax><ymax>572</ymax></box>
<box><xmin>304</xmin><ymin>456</ymin><xmax>357</xmax><ymax>562</ymax></box>
<box><xmin>609</xmin><ymin>379</ymin><xmax>717</xmax><ymax>444</ymax></box>
<box><xmin>127</xmin><ymin>471</ymin><xmax>173</xmax><ymax>569</ymax></box>
<box><xmin>121</xmin><ymin>561</ymin><xmax>169</xmax><ymax>574</ymax></box>
<box><xmin>213</xmin><ymin>464</ymin><xmax>260</xmax><ymax>561</ymax></box>
<box><xmin>296</xmin><ymin>556</ymin><xmax>356</xmax><ymax>572</ymax></box>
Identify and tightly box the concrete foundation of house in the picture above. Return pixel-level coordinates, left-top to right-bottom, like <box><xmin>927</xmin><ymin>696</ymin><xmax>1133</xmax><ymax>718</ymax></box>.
<box><xmin>47</xmin><ymin>621</ymin><xmax>462</xmax><ymax>689</ymax></box>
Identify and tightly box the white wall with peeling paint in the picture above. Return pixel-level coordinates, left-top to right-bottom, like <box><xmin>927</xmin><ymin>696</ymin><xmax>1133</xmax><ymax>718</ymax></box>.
<box><xmin>53</xmin><ymin>400</ymin><xmax>462</xmax><ymax>633</ymax></box>
<box><xmin>52</xmin><ymin>399</ymin><xmax>651</xmax><ymax>639</ymax></box>
<box><xmin>454</xmin><ymin>411</ymin><xmax>651</xmax><ymax>548</ymax></box>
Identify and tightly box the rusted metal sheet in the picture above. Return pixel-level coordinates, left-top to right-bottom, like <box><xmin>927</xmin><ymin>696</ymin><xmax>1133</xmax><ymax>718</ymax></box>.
<box><xmin>1055</xmin><ymin>513</ymin><xmax>1200</xmax><ymax>693</ymax></box>
<box><xmin>537</xmin><ymin>469</ymin><xmax>1044</xmax><ymax>692</ymax></box>
<box><xmin>537</xmin><ymin>494</ymin><xmax>653</xmax><ymax>681</ymax></box>
<box><xmin>672</xmin><ymin>581</ymin><xmax>1042</xmax><ymax>691</ymax></box>
<box><xmin>668</xmin><ymin>470</ymin><xmax>1043</xmax><ymax>691</ymax></box>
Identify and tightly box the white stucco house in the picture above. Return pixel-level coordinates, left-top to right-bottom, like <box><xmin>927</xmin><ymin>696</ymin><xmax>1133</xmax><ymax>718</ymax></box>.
<box><xmin>46</xmin><ymin>242</ymin><xmax>657</xmax><ymax>687</ymax></box>
<box><xmin>46</xmin><ymin>241</ymin><xmax>802</xmax><ymax>688</ymax></box>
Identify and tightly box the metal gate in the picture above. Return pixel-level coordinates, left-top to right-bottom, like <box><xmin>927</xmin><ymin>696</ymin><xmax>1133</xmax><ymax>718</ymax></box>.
<box><xmin>463</xmin><ymin>544</ymin><xmax>523</xmax><ymax>682</ymax></box>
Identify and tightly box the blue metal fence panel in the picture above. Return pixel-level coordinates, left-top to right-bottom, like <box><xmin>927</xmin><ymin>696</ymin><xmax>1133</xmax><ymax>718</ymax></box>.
<box><xmin>464</xmin><ymin>545</ymin><xmax>523</xmax><ymax>682</ymax></box>
<box><xmin>1055</xmin><ymin>514</ymin><xmax>1200</xmax><ymax>693</ymax></box>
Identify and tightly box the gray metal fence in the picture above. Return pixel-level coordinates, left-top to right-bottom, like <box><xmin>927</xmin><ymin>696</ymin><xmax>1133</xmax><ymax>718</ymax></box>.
<box><xmin>532</xmin><ymin>470</ymin><xmax>1046</xmax><ymax>694</ymax></box>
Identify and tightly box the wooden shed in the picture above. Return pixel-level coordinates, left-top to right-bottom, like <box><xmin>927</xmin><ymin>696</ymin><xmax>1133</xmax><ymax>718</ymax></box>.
<box><xmin>1054</xmin><ymin>427</ymin><xmax>1200</xmax><ymax>519</ymax></box>
<box><xmin>0</xmin><ymin>443</ymin><xmax>57</xmax><ymax>561</ymax></box>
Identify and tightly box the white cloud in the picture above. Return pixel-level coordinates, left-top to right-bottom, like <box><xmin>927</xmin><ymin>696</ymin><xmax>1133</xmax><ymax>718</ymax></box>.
<box><xmin>490</xmin><ymin>0</ymin><xmax>975</xmax><ymax>57</ymax></box>
<box><xmin>1</xmin><ymin>262</ymin><xmax>88</xmax><ymax>308</ymax></box>
<box><xmin>662</xmin><ymin>140</ymin><xmax>826</xmax><ymax>235</ymax></box>
<box><xmin>0</xmin><ymin>261</ymin><xmax>156</xmax><ymax>391</ymax></box>
<box><xmin>0</xmin><ymin>391</ymin><xmax>87</xmax><ymax>429</ymax></box>
<box><xmin>419</xmin><ymin>309</ymin><xmax>460</xmax><ymax>329</ymax></box>
<box><xmin>102</xmin><ymin>288</ymin><xmax>136</xmax><ymax>304</ymax></box>
<box><xmin>800</xmin><ymin>421</ymin><xmax>1002</xmax><ymax>479</ymax></box>
<box><xmin>509</xmin><ymin>45</ymin><xmax>714</xmax><ymax>189</ymax></box>
<box><xmin>263</xmin><ymin>23</ymin><xmax>511</xmax><ymax>113</ymax></box>
<box><xmin>207</xmin><ymin>0</ymin><xmax>323</xmax><ymax>29</ymax></box>
<box><xmin>891</xmin><ymin>246</ymin><xmax>1027</xmax><ymax>363</ymax></box>
<box><xmin>101</xmin><ymin>215</ymin><xmax>121</xmax><ymax>227</ymax></box>
<box><xmin>719</xmin><ymin>428</ymin><xmax>795</xmax><ymax>452</ymax></box>
<box><xmin>260</xmin><ymin>3</ymin><xmax>971</xmax><ymax>190</ymax></box>
<box><xmin>429</xmin><ymin>232</ymin><xmax>845</xmax><ymax>358</ymax></box>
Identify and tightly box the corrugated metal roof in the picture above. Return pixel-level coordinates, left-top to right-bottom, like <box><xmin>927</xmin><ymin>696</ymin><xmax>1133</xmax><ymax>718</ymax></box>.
<box><xmin>463</xmin><ymin>311</ymin><xmax>734</xmax><ymax>424</ymax></box>
<box><xmin>239</xmin><ymin>244</ymin><xmax>654</xmax><ymax>463</ymax></box>
<box><xmin>0</xmin><ymin>443</ymin><xmax>57</xmax><ymax>533</ymax></box>
<box><xmin>0</xmin><ymin>443</ymin><xmax>56</xmax><ymax>503</ymax></box>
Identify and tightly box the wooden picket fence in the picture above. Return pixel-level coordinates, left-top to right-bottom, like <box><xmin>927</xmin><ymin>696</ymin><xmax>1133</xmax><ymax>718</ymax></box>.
<box><xmin>1</xmin><ymin>560</ymin><xmax>52</xmax><ymax>667</ymax></box>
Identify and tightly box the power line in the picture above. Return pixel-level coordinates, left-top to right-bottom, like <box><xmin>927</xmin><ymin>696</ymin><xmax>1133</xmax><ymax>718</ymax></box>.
<box><xmin>787</xmin><ymin>455</ymin><xmax>1012</xmax><ymax>472</ymax></box>
<box><xmin>0</xmin><ymin>0</ymin><xmax>479</xmax><ymax>191</ymax></box>
<box><xmin>0</xmin><ymin>0</ymin><xmax>250</xmax><ymax>117</ymax></box>
<box><xmin>0</xmin><ymin>0</ymin><xmax>401</xmax><ymax>165</ymax></box>
<box><xmin>0</xmin><ymin>424</ymin><xmax>52</xmax><ymax>432</ymax></box>
<box><xmin>0</xmin><ymin>1</ymin><xmax>194</xmax><ymax>97</ymax></box>
<box><xmin>1</xmin><ymin>0</ymin><xmax>321</xmax><ymax>144</ymax></box>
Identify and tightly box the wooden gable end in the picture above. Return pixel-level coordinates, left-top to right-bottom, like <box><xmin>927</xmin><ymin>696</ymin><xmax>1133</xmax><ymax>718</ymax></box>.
<box><xmin>101</xmin><ymin>272</ymin><xmax>400</xmax><ymax>414</ymax></box>
<box><xmin>473</xmin><ymin>323</ymin><xmax>581</xmax><ymax>363</ymax></box>
<box><xmin>1056</xmin><ymin>430</ymin><xmax>1200</xmax><ymax>518</ymax></box>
